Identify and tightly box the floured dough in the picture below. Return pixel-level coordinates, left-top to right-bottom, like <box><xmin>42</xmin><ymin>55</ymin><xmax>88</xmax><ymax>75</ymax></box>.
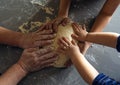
<box><xmin>52</xmin><ymin>23</ymin><xmax>74</xmax><ymax>67</ymax></box>
<box><xmin>19</xmin><ymin>22</ymin><xmax>75</xmax><ymax>68</ymax></box>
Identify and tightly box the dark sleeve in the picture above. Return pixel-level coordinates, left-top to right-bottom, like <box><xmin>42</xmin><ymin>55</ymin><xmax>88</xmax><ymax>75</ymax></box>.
<box><xmin>92</xmin><ymin>73</ymin><xmax>120</xmax><ymax>85</ymax></box>
<box><xmin>116</xmin><ymin>36</ymin><xmax>120</xmax><ymax>52</ymax></box>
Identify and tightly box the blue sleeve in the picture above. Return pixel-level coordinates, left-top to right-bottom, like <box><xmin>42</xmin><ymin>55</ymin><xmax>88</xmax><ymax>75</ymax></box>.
<box><xmin>116</xmin><ymin>36</ymin><xmax>120</xmax><ymax>52</ymax></box>
<box><xmin>92</xmin><ymin>73</ymin><xmax>120</xmax><ymax>85</ymax></box>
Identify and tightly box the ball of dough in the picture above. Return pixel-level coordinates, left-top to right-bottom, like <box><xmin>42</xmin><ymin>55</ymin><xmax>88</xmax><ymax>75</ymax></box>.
<box><xmin>19</xmin><ymin>21</ymin><xmax>75</xmax><ymax>68</ymax></box>
<box><xmin>52</xmin><ymin>23</ymin><xmax>75</xmax><ymax>68</ymax></box>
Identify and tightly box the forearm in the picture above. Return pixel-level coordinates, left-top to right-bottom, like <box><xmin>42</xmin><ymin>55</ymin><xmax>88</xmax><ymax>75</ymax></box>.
<box><xmin>0</xmin><ymin>26</ymin><xmax>23</xmax><ymax>47</ymax></box>
<box><xmin>71</xmin><ymin>52</ymin><xmax>99</xmax><ymax>85</ymax></box>
<box><xmin>86</xmin><ymin>32</ymin><xmax>119</xmax><ymax>48</ymax></box>
<box><xmin>58</xmin><ymin>0</ymin><xmax>71</xmax><ymax>17</ymax></box>
<box><xmin>90</xmin><ymin>14</ymin><xmax>111</xmax><ymax>32</ymax></box>
<box><xmin>90</xmin><ymin>0</ymin><xmax>120</xmax><ymax>32</ymax></box>
<box><xmin>0</xmin><ymin>64</ymin><xmax>27</xmax><ymax>85</ymax></box>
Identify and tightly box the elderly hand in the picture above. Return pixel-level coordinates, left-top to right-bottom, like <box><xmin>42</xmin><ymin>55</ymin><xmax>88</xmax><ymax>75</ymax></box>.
<box><xmin>19</xmin><ymin>25</ymin><xmax>56</xmax><ymax>49</ymax></box>
<box><xmin>17</xmin><ymin>47</ymin><xmax>57</xmax><ymax>73</ymax></box>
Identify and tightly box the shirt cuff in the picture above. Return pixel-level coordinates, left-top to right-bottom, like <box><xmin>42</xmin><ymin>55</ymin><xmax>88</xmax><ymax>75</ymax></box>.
<box><xmin>116</xmin><ymin>36</ymin><xmax>120</xmax><ymax>52</ymax></box>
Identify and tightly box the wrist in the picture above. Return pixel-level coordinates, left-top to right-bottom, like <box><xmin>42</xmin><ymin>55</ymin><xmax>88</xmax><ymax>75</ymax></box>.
<box><xmin>58</xmin><ymin>12</ymin><xmax>68</xmax><ymax>18</ymax></box>
<box><xmin>84</xmin><ymin>32</ymin><xmax>88</xmax><ymax>42</ymax></box>
<box><xmin>18</xmin><ymin>33</ymin><xmax>26</xmax><ymax>48</ymax></box>
<box><xmin>13</xmin><ymin>63</ymin><xmax>28</xmax><ymax>77</ymax></box>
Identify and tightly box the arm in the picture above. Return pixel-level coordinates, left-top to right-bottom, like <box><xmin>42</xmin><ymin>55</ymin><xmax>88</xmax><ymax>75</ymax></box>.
<box><xmin>0</xmin><ymin>26</ymin><xmax>55</xmax><ymax>48</ymax></box>
<box><xmin>0</xmin><ymin>26</ymin><xmax>22</xmax><ymax>47</ymax></box>
<box><xmin>86</xmin><ymin>32</ymin><xmax>119</xmax><ymax>48</ymax></box>
<box><xmin>72</xmin><ymin>23</ymin><xmax>119</xmax><ymax>48</ymax></box>
<box><xmin>0</xmin><ymin>64</ymin><xmax>27</xmax><ymax>85</ymax></box>
<box><xmin>75</xmin><ymin>0</ymin><xmax>120</xmax><ymax>55</ymax></box>
<box><xmin>0</xmin><ymin>47</ymin><xmax>57</xmax><ymax>85</ymax></box>
<box><xmin>58</xmin><ymin>37</ymin><xmax>99</xmax><ymax>85</ymax></box>
<box><xmin>71</xmin><ymin>50</ymin><xmax>99</xmax><ymax>85</ymax></box>
<box><xmin>58</xmin><ymin>0</ymin><xmax>71</xmax><ymax>17</ymax></box>
<box><xmin>91</xmin><ymin>0</ymin><xmax>120</xmax><ymax>32</ymax></box>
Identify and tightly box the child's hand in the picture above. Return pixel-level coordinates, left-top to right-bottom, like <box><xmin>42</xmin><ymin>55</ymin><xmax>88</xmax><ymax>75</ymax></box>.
<box><xmin>71</xmin><ymin>23</ymin><xmax>88</xmax><ymax>42</ymax></box>
<box><xmin>58</xmin><ymin>37</ymin><xmax>80</xmax><ymax>57</ymax></box>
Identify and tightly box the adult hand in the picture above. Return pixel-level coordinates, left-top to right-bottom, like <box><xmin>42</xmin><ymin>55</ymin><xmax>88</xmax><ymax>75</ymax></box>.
<box><xmin>17</xmin><ymin>47</ymin><xmax>58</xmax><ymax>73</ymax></box>
<box><xmin>45</xmin><ymin>16</ymin><xmax>71</xmax><ymax>32</ymax></box>
<box><xmin>19</xmin><ymin>26</ymin><xmax>56</xmax><ymax>49</ymax></box>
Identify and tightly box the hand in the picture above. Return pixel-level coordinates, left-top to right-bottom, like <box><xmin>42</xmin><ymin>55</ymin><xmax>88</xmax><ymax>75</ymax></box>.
<box><xmin>77</xmin><ymin>41</ymin><xmax>92</xmax><ymax>55</ymax></box>
<box><xmin>19</xmin><ymin>26</ymin><xmax>56</xmax><ymax>49</ymax></box>
<box><xmin>71</xmin><ymin>23</ymin><xmax>88</xmax><ymax>42</ymax></box>
<box><xmin>17</xmin><ymin>47</ymin><xmax>58</xmax><ymax>73</ymax></box>
<box><xmin>71</xmin><ymin>23</ymin><xmax>91</xmax><ymax>55</ymax></box>
<box><xmin>45</xmin><ymin>16</ymin><xmax>71</xmax><ymax>32</ymax></box>
<box><xmin>58</xmin><ymin>37</ymin><xmax>80</xmax><ymax>58</ymax></box>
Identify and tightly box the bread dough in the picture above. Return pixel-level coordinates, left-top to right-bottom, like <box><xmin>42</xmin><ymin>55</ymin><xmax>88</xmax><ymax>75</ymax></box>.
<box><xmin>19</xmin><ymin>22</ymin><xmax>75</xmax><ymax>68</ymax></box>
<box><xmin>52</xmin><ymin>23</ymin><xmax>74</xmax><ymax>67</ymax></box>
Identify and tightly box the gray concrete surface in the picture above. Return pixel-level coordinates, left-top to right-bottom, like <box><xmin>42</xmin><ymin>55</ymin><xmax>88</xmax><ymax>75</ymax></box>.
<box><xmin>0</xmin><ymin>0</ymin><xmax>120</xmax><ymax>85</ymax></box>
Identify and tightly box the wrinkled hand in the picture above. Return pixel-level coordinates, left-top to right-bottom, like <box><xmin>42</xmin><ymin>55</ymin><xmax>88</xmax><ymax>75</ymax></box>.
<box><xmin>19</xmin><ymin>26</ymin><xmax>56</xmax><ymax>49</ymax></box>
<box><xmin>17</xmin><ymin>47</ymin><xmax>57</xmax><ymax>73</ymax></box>
<box><xmin>45</xmin><ymin>16</ymin><xmax>71</xmax><ymax>32</ymax></box>
<box><xmin>58</xmin><ymin>37</ymin><xmax>80</xmax><ymax>58</ymax></box>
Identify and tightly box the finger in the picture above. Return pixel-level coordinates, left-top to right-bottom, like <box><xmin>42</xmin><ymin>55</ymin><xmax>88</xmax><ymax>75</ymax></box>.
<box><xmin>62</xmin><ymin>37</ymin><xmax>71</xmax><ymax>45</ymax></box>
<box><xmin>35</xmin><ymin>47</ymin><xmax>53</xmax><ymax>56</ymax></box>
<box><xmin>53</xmin><ymin>22</ymin><xmax>58</xmax><ymax>32</ymax></box>
<box><xmin>71</xmin><ymin>40</ymin><xmax>77</xmax><ymax>45</ymax></box>
<box><xmin>36</xmin><ymin>25</ymin><xmax>45</xmax><ymax>33</ymax></box>
<box><xmin>57</xmin><ymin>39</ymin><xmax>67</xmax><ymax>50</ymax></box>
<box><xmin>34</xmin><ymin>40</ymin><xmax>54</xmax><ymax>47</ymax></box>
<box><xmin>82</xmin><ymin>24</ymin><xmax>86</xmax><ymax>30</ymax></box>
<box><xmin>39</xmin><ymin>61</ymin><xmax>55</xmax><ymax>69</ymax></box>
<box><xmin>25</xmin><ymin>48</ymin><xmax>38</xmax><ymax>52</ymax></box>
<box><xmin>48</xmin><ymin>23</ymin><xmax>53</xmax><ymax>29</ymax></box>
<box><xmin>59</xmin><ymin>37</ymin><xmax>69</xmax><ymax>47</ymax></box>
<box><xmin>57</xmin><ymin>46</ymin><xmax>65</xmax><ymax>54</ymax></box>
<box><xmin>37</xmin><ymin>29</ymin><xmax>53</xmax><ymax>35</ymax></box>
<box><xmin>40</xmin><ymin>62</ymin><xmax>54</xmax><ymax>69</ymax></box>
<box><xmin>35</xmin><ymin>34</ymin><xmax>56</xmax><ymax>40</ymax></box>
<box><xmin>72</xmin><ymin>23</ymin><xmax>81</xmax><ymax>35</ymax></box>
<box><xmin>72</xmin><ymin>23</ymin><xmax>82</xmax><ymax>28</ymax></box>
<box><xmin>71</xmin><ymin>34</ymin><xmax>80</xmax><ymax>41</ymax></box>
<box><xmin>40</xmin><ymin>56</ymin><xmax>58</xmax><ymax>67</ymax></box>
<box><xmin>61</xmin><ymin>18</ymin><xmax>69</xmax><ymax>26</ymax></box>
<box><xmin>39</xmin><ymin>52</ymin><xmax>57</xmax><ymax>61</ymax></box>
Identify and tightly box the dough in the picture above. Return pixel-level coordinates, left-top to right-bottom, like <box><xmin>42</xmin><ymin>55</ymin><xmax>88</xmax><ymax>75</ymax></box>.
<box><xmin>52</xmin><ymin>23</ymin><xmax>74</xmax><ymax>68</ymax></box>
<box><xmin>19</xmin><ymin>22</ymin><xmax>75</xmax><ymax>68</ymax></box>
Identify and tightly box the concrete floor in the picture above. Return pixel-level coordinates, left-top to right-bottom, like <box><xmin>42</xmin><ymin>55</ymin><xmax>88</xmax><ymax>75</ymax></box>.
<box><xmin>0</xmin><ymin>0</ymin><xmax>120</xmax><ymax>85</ymax></box>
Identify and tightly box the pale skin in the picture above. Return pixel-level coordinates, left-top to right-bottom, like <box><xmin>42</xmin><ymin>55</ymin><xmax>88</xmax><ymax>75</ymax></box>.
<box><xmin>58</xmin><ymin>28</ymin><xmax>119</xmax><ymax>84</ymax></box>
<box><xmin>58</xmin><ymin>37</ymin><xmax>99</xmax><ymax>85</ymax></box>
<box><xmin>71</xmin><ymin>22</ymin><xmax>119</xmax><ymax>48</ymax></box>
<box><xmin>0</xmin><ymin>47</ymin><xmax>57</xmax><ymax>85</ymax></box>
<box><xmin>0</xmin><ymin>26</ymin><xmax>56</xmax><ymax>49</ymax></box>
<box><xmin>50</xmin><ymin>0</ymin><xmax>120</xmax><ymax>54</ymax></box>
